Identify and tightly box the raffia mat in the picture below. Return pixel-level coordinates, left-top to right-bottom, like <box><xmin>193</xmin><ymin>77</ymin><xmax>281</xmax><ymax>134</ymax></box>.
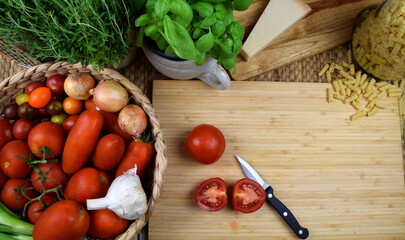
<box><xmin>0</xmin><ymin>43</ymin><xmax>404</xmax><ymax>171</ymax></box>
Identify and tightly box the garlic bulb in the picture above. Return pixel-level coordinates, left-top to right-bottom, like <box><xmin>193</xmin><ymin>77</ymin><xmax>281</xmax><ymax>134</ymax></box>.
<box><xmin>86</xmin><ymin>166</ymin><xmax>148</xmax><ymax>220</ymax></box>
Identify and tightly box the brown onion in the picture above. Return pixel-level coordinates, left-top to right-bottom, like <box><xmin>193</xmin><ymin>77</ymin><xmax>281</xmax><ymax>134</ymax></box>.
<box><xmin>91</xmin><ymin>80</ymin><xmax>128</xmax><ymax>112</ymax></box>
<box><xmin>64</xmin><ymin>73</ymin><xmax>95</xmax><ymax>100</ymax></box>
<box><xmin>118</xmin><ymin>104</ymin><xmax>148</xmax><ymax>139</ymax></box>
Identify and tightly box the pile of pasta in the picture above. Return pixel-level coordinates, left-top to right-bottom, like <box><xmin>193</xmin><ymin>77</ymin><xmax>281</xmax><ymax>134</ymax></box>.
<box><xmin>319</xmin><ymin>50</ymin><xmax>405</xmax><ymax>126</ymax></box>
<box><xmin>351</xmin><ymin>0</ymin><xmax>405</xmax><ymax>81</ymax></box>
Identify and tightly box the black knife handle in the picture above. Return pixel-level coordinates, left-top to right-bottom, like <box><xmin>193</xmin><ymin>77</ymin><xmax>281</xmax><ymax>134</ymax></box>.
<box><xmin>265</xmin><ymin>187</ymin><xmax>309</xmax><ymax>239</ymax></box>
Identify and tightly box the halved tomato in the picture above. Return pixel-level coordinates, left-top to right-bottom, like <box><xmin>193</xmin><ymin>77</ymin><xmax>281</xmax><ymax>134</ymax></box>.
<box><xmin>232</xmin><ymin>178</ymin><xmax>266</xmax><ymax>213</ymax></box>
<box><xmin>194</xmin><ymin>177</ymin><xmax>227</xmax><ymax>212</ymax></box>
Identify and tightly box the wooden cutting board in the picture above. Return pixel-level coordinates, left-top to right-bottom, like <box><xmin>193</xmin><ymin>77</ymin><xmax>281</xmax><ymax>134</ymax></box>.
<box><xmin>231</xmin><ymin>0</ymin><xmax>384</xmax><ymax>80</ymax></box>
<box><xmin>149</xmin><ymin>80</ymin><xmax>405</xmax><ymax>240</ymax></box>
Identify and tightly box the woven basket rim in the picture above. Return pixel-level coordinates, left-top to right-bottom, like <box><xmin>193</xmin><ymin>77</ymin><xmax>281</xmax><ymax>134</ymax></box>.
<box><xmin>0</xmin><ymin>61</ymin><xmax>167</xmax><ymax>240</ymax></box>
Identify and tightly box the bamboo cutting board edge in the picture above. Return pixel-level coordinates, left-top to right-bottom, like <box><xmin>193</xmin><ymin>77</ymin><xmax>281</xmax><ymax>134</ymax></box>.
<box><xmin>150</xmin><ymin>80</ymin><xmax>405</xmax><ymax>240</ymax></box>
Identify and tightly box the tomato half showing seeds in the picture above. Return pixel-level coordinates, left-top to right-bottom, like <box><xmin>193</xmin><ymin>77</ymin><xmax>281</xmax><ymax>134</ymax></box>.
<box><xmin>33</xmin><ymin>200</ymin><xmax>90</xmax><ymax>240</ymax></box>
<box><xmin>194</xmin><ymin>177</ymin><xmax>228</xmax><ymax>211</ymax></box>
<box><xmin>186</xmin><ymin>124</ymin><xmax>226</xmax><ymax>164</ymax></box>
<box><xmin>232</xmin><ymin>178</ymin><xmax>266</xmax><ymax>213</ymax></box>
<box><xmin>1</xmin><ymin>178</ymin><xmax>38</xmax><ymax>211</ymax></box>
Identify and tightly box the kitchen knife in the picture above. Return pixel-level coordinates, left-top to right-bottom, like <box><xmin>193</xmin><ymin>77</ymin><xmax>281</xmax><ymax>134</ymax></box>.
<box><xmin>235</xmin><ymin>155</ymin><xmax>309</xmax><ymax>239</ymax></box>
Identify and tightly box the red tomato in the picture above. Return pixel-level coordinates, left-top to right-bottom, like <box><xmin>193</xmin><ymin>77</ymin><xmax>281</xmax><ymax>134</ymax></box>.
<box><xmin>0</xmin><ymin>120</ymin><xmax>14</xmax><ymax>150</ymax></box>
<box><xmin>232</xmin><ymin>178</ymin><xmax>266</xmax><ymax>213</ymax></box>
<box><xmin>64</xmin><ymin>168</ymin><xmax>112</xmax><ymax>206</ymax></box>
<box><xmin>85</xmin><ymin>97</ymin><xmax>132</xmax><ymax>142</ymax></box>
<box><xmin>27</xmin><ymin>194</ymin><xmax>58</xmax><ymax>224</ymax></box>
<box><xmin>62</xmin><ymin>110</ymin><xmax>103</xmax><ymax>174</ymax></box>
<box><xmin>1</xmin><ymin>178</ymin><xmax>38</xmax><ymax>211</ymax></box>
<box><xmin>29</xmin><ymin>87</ymin><xmax>52</xmax><ymax>108</ymax></box>
<box><xmin>186</xmin><ymin>124</ymin><xmax>226</xmax><ymax>164</ymax></box>
<box><xmin>61</xmin><ymin>114</ymin><xmax>79</xmax><ymax>132</ymax></box>
<box><xmin>87</xmin><ymin>209</ymin><xmax>129</xmax><ymax>239</ymax></box>
<box><xmin>62</xmin><ymin>97</ymin><xmax>83</xmax><ymax>115</ymax></box>
<box><xmin>46</xmin><ymin>74</ymin><xmax>66</xmax><ymax>95</ymax></box>
<box><xmin>33</xmin><ymin>200</ymin><xmax>90</xmax><ymax>240</ymax></box>
<box><xmin>0</xmin><ymin>168</ymin><xmax>9</xmax><ymax>190</ymax></box>
<box><xmin>31</xmin><ymin>161</ymin><xmax>69</xmax><ymax>193</ymax></box>
<box><xmin>12</xmin><ymin>119</ymin><xmax>35</xmax><ymax>140</ymax></box>
<box><xmin>0</xmin><ymin>140</ymin><xmax>31</xmax><ymax>178</ymax></box>
<box><xmin>28</xmin><ymin>121</ymin><xmax>66</xmax><ymax>159</ymax></box>
<box><xmin>194</xmin><ymin>177</ymin><xmax>228</xmax><ymax>211</ymax></box>
<box><xmin>25</xmin><ymin>81</ymin><xmax>45</xmax><ymax>95</ymax></box>
<box><xmin>115</xmin><ymin>140</ymin><xmax>155</xmax><ymax>178</ymax></box>
<box><xmin>92</xmin><ymin>134</ymin><xmax>125</xmax><ymax>171</ymax></box>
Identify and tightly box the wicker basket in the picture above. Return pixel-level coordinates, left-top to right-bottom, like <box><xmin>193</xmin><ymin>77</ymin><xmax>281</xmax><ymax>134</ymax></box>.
<box><xmin>0</xmin><ymin>61</ymin><xmax>167</xmax><ymax>240</ymax></box>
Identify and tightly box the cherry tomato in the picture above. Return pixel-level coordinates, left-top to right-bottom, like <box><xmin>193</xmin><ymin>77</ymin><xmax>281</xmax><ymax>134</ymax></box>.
<box><xmin>12</xmin><ymin>119</ymin><xmax>35</xmax><ymax>140</ymax></box>
<box><xmin>29</xmin><ymin>87</ymin><xmax>52</xmax><ymax>108</ymax></box>
<box><xmin>15</xmin><ymin>93</ymin><xmax>29</xmax><ymax>105</ymax></box>
<box><xmin>18</xmin><ymin>102</ymin><xmax>38</xmax><ymax>121</ymax></box>
<box><xmin>61</xmin><ymin>115</ymin><xmax>79</xmax><ymax>132</ymax></box>
<box><xmin>46</xmin><ymin>74</ymin><xmax>66</xmax><ymax>95</ymax></box>
<box><xmin>186</xmin><ymin>124</ymin><xmax>226</xmax><ymax>164</ymax></box>
<box><xmin>51</xmin><ymin>113</ymin><xmax>68</xmax><ymax>125</ymax></box>
<box><xmin>115</xmin><ymin>140</ymin><xmax>155</xmax><ymax>178</ymax></box>
<box><xmin>27</xmin><ymin>194</ymin><xmax>59</xmax><ymax>224</ymax></box>
<box><xmin>194</xmin><ymin>177</ymin><xmax>228</xmax><ymax>211</ymax></box>
<box><xmin>87</xmin><ymin>209</ymin><xmax>129</xmax><ymax>239</ymax></box>
<box><xmin>92</xmin><ymin>134</ymin><xmax>125</xmax><ymax>171</ymax></box>
<box><xmin>63</xmin><ymin>97</ymin><xmax>83</xmax><ymax>115</ymax></box>
<box><xmin>33</xmin><ymin>200</ymin><xmax>90</xmax><ymax>240</ymax></box>
<box><xmin>31</xmin><ymin>161</ymin><xmax>69</xmax><ymax>193</ymax></box>
<box><xmin>3</xmin><ymin>103</ymin><xmax>19</xmax><ymax>120</ymax></box>
<box><xmin>85</xmin><ymin>97</ymin><xmax>132</xmax><ymax>142</ymax></box>
<box><xmin>0</xmin><ymin>140</ymin><xmax>31</xmax><ymax>178</ymax></box>
<box><xmin>1</xmin><ymin>178</ymin><xmax>38</xmax><ymax>211</ymax></box>
<box><xmin>46</xmin><ymin>100</ymin><xmax>63</xmax><ymax>115</ymax></box>
<box><xmin>232</xmin><ymin>178</ymin><xmax>266</xmax><ymax>213</ymax></box>
<box><xmin>25</xmin><ymin>81</ymin><xmax>45</xmax><ymax>95</ymax></box>
<box><xmin>0</xmin><ymin>120</ymin><xmax>14</xmax><ymax>150</ymax></box>
<box><xmin>62</xmin><ymin>110</ymin><xmax>103</xmax><ymax>174</ymax></box>
<box><xmin>64</xmin><ymin>168</ymin><xmax>112</xmax><ymax>206</ymax></box>
<box><xmin>0</xmin><ymin>168</ymin><xmax>9</xmax><ymax>190</ymax></box>
<box><xmin>28</xmin><ymin>121</ymin><xmax>67</xmax><ymax>159</ymax></box>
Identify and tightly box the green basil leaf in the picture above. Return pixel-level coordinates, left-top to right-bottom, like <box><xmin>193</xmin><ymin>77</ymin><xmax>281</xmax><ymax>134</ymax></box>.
<box><xmin>156</xmin><ymin>35</ymin><xmax>169</xmax><ymax>50</ymax></box>
<box><xmin>218</xmin><ymin>55</ymin><xmax>236</xmax><ymax>71</ymax></box>
<box><xmin>232</xmin><ymin>37</ymin><xmax>242</xmax><ymax>54</ymax></box>
<box><xmin>198</xmin><ymin>16</ymin><xmax>217</xmax><ymax>29</ymax></box>
<box><xmin>155</xmin><ymin>0</ymin><xmax>172</xmax><ymax>19</ymax></box>
<box><xmin>214</xmin><ymin>37</ymin><xmax>234</xmax><ymax>57</ymax></box>
<box><xmin>196</xmin><ymin>31</ymin><xmax>215</xmax><ymax>53</ymax></box>
<box><xmin>164</xmin><ymin>45</ymin><xmax>177</xmax><ymax>56</ymax></box>
<box><xmin>146</xmin><ymin>0</ymin><xmax>156</xmax><ymax>11</ymax></box>
<box><xmin>212</xmin><ymin>21</ymin><xmax>226</xmax><ymax>37</ymax></box>
<box><xmin>135</xmin><ymin>14</ymin><xmax>152</xmax><ymax>27</ymax></box>
<box><xmin>135</xmin><ymin>27</ymin><xmax>145</xmax><ymax>47</ymax></box>
<box><xmin>191</xmin><ymin>2</ymin><xmax>214</xmax><ymax>18</ymax></box>
<box><xmin>195</xmin><ymin>52</ymin><xmax>207</xmax><ymax>66</ymax></box>
<box><xmin>145</xmin><ymin>25</ymin><xmax>159</xmax><ymax>37</ymax></box>
<box><xmin>192</xmin><ymin>27</ymin><xmax>204</xmax><ymax>39</ymax></box>
<box><xmin>171</xmin><ymin>0</ymin><xmax>193</xmax><ymax>26</ymax></box>
<box><xmin>227</xmin><ymin>21</ymin><xmax>245</xmax><ymax>40</ymax></box>
<box><xmin>163</xmin><ymin>16</ymin><xmax>197</xmax><ymax>60</ymax></box>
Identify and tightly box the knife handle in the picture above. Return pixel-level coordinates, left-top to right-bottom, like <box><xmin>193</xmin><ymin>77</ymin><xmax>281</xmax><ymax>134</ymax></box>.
<box><xmin>265</xmin><ymin>187</ymin><xmax>309</xmax><ymax>239</ymax></box>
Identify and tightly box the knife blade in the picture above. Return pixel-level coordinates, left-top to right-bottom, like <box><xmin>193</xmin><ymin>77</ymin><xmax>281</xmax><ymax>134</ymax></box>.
<box><xmin>235</xmin><ymin>155</ymin><xmax>309</xmax><ymax>239</ymax></box>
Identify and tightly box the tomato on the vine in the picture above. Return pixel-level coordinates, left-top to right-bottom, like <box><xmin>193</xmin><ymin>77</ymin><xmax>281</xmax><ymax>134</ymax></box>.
<box><xmin>27</xmin><ymin>194</ymin><xmax>59</xmax><ymax>224</ymax></box>
<box><xmin>186</xmin><ymin>124</ymin><xmax>226</xmax><ymax>164</ymax></box>
<box><xmin>33</xmin><ymin>200</ymin><xmax>90</xmax><ymax>240</ymax></box>
<box><xmin>0</xmin><ymin>120</ymin><xmax>14</xmax><ymax>150</ymax></box>
<box><xmin>12</xmin><ymin>119</ymin><xmax>35</xmax><ymax>140</ymax></box>
<box><xmin>1</xmin><ymin>178</ymin><xmax>38</xmax><ymax>211</ymax></box>
<box><xmin>46</xmin><ymin>74</ymin><xmax>66</xmax><ymax>95</ymax></box>
<box><xmin>64</xmin><ymin>168</ymin><xmax>112</xmax><ymax>206</ymax></box>
<box><xmin>87</xmin><ymin>209</ymin><xmax>129</xmax><ymax>239</ymax></box>
<box><xmin>31</xmin><ymin>161</ymin><xmax>69</xmax><ymax>193</ymax></box>
<box><xmin>29</xmin><ymin>87</ymin><xmax>52</xmax><ymax>108</ymax></box>
<box><xmin>232</xmin><ymin>178</ymin><xmax>266</xmax><ymax>213</ymax></box>
<box><xmin>28</xmin><ymin>121</ymin><xmax>67</xmax><ymax>159</ymax></box>
<box><xmin>195</xmin><ymin>177</ymin><xmax>228</xmax><ymax>211</ymax></box>
<box><xmin>0</xmin><ymin>140</ymin><xmax>31</xmax><ymax>178</ymax></box>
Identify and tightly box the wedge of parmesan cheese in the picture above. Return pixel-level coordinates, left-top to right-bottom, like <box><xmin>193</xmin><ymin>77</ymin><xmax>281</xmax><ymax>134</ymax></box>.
<box><xmin>240</xmin><ymin>0</ymin><xmax>311</xmax><ymax>61</ymax></box>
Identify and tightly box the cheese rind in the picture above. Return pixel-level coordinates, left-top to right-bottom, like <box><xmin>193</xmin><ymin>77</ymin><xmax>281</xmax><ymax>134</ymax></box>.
<box><xmin>241</xmin><ymin>0</ymin><xmax>312</xmax><ymax>61</ymax></box>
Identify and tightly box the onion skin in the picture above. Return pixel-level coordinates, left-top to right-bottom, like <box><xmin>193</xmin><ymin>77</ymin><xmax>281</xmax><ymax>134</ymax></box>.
<box><xmin>118</xmin><ymin>105</ymin><xmax>148</xmax><ymax>139</ymax></box>
<box><xmin>91</xmin><ymin>80</ymin><xmax>128</xmax><ymax>113</ymax></box>
<box><xmin>64</xmin><ymin>73</ymin><xmax>95</xmax><ymax>100</ymax></box>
